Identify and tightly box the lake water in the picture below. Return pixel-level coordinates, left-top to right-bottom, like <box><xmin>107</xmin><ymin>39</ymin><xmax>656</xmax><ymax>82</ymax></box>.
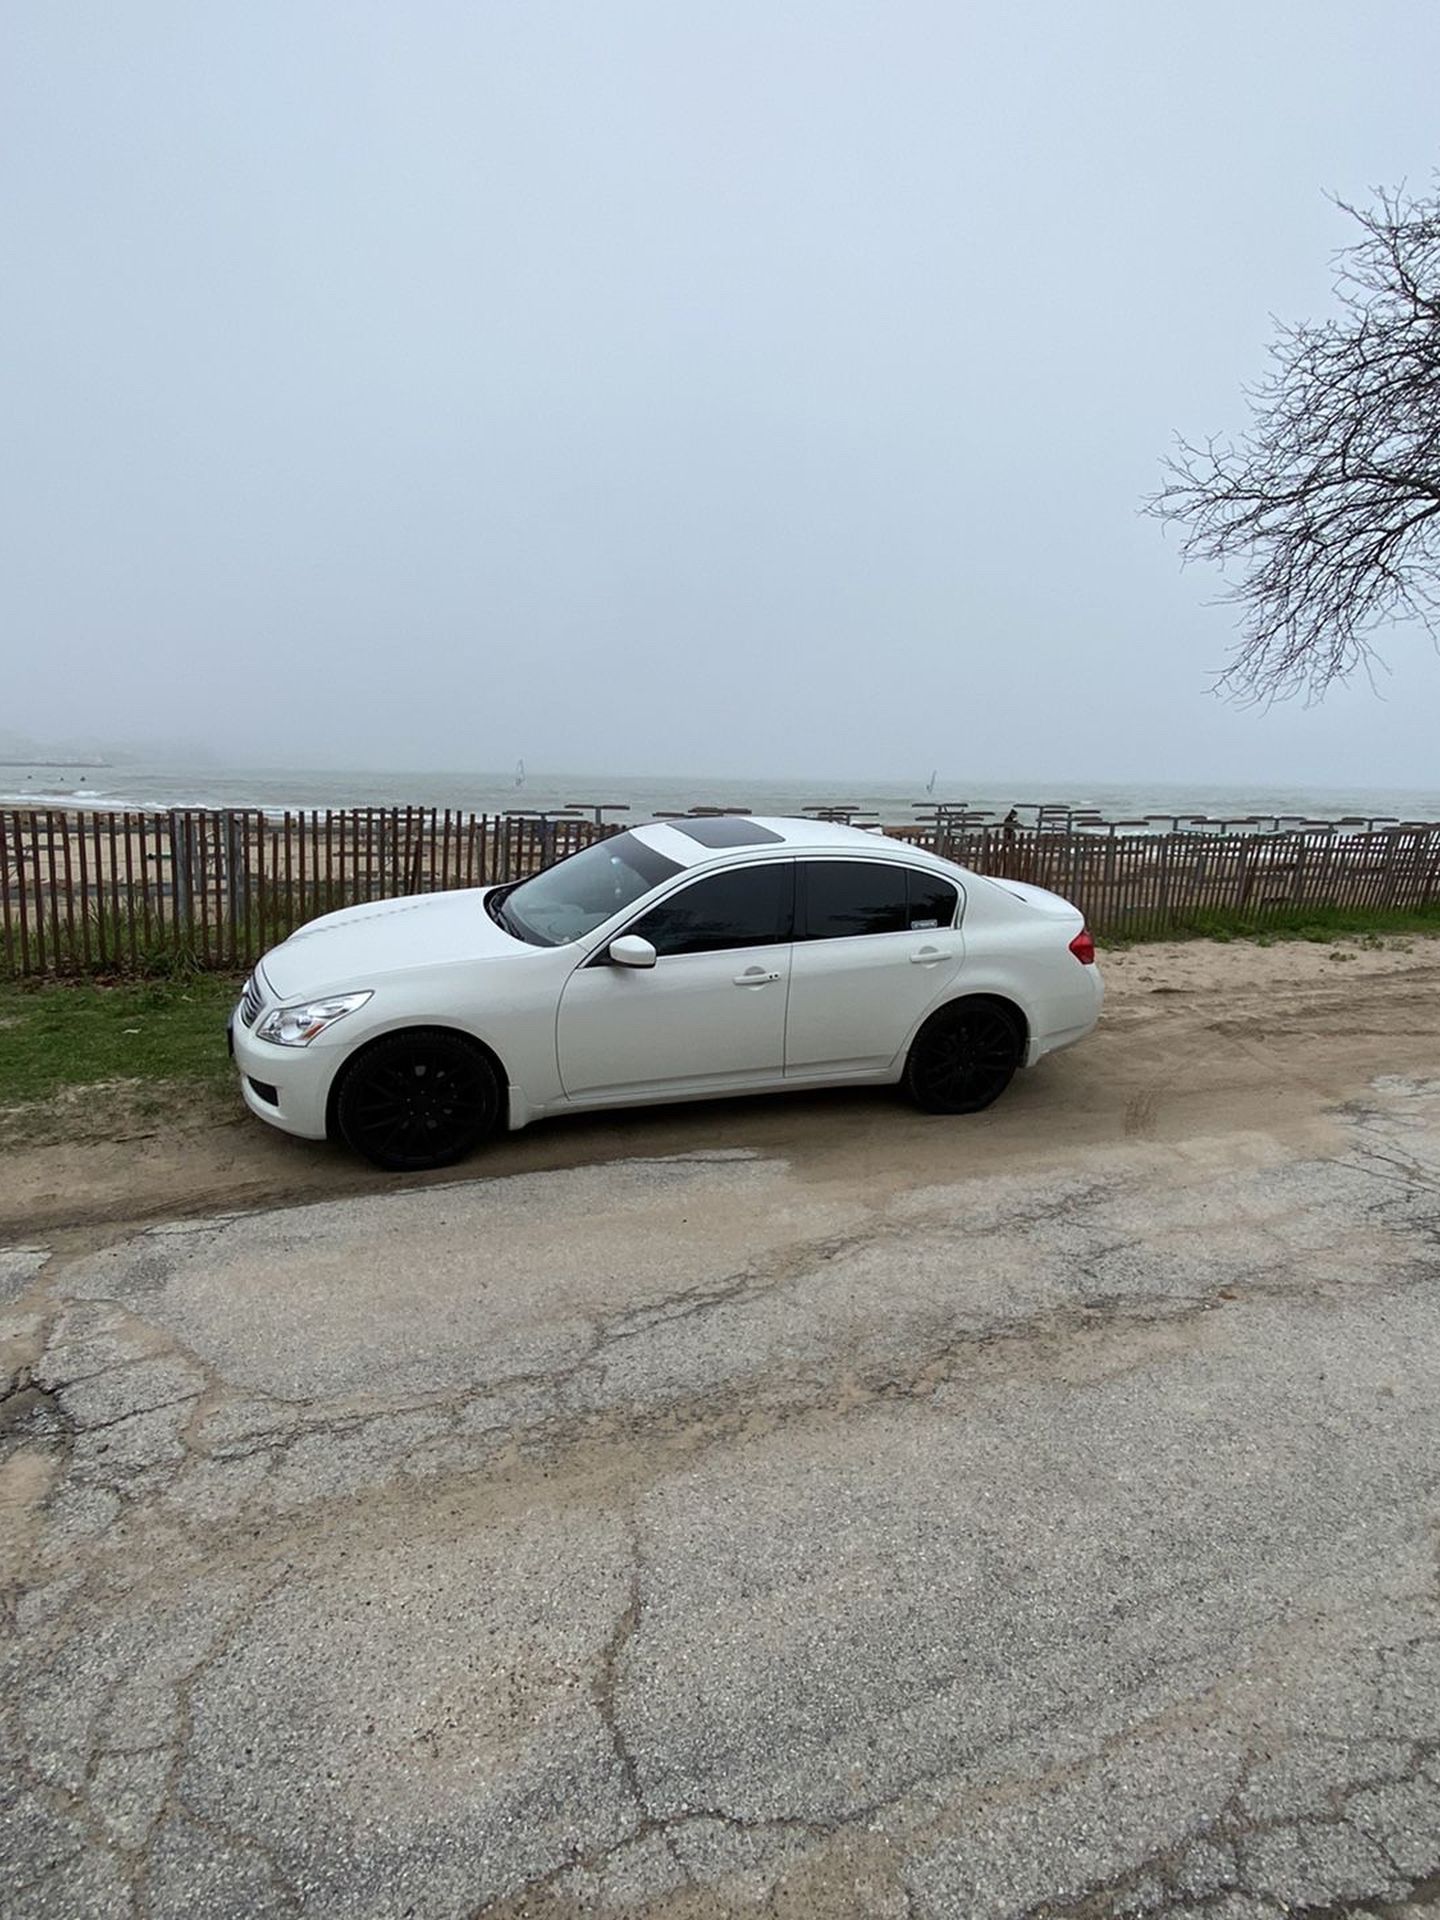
<box><xmin>3</xmin><ymin>762</ymin><xmax>1440</xmax><ymax>826</ymax></box>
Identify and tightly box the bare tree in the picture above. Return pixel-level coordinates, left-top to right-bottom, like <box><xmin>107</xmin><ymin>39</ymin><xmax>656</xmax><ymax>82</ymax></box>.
<box><xmin>1149</xmin><ymin>187</ymin><xmax>1440</xmax><ymax>700</ymax></box>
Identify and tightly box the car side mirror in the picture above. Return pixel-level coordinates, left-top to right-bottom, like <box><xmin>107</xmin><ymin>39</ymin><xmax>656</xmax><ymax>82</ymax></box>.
<box><xmin>608</xmin><ymin>935</ymin><xmax>658</xmax><ymax>969</ymax></box>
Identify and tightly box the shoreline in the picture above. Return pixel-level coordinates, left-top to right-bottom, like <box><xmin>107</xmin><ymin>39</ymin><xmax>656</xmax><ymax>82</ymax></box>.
<box><xmin>4</xmin><ymin>764</ymin><xmax>1440</xmax><ymax>827</ymax></box>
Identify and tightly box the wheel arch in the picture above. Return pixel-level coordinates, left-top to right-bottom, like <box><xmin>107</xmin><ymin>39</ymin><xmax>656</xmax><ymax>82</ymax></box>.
<box><xmin>324</xmin><ymin>1022</ymin><xmax>513</xmax><ymax>1141</ymax></box>
<box><xmin>908</xmin><ymin>990</ymin><xmax>1031</xmax><ymax>1062</ymax></box>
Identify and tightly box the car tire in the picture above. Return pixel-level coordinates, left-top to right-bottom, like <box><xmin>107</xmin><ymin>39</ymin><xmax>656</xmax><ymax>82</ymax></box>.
<box><xmin>334</xmin><ymin>1029</ymin><xmax>502</xmax><ymax>1171</ymax></box>
<box><xmin>902</xmin><ymin>999</ymin><xmax>1023</xmax><ymax>1115</ymax></box>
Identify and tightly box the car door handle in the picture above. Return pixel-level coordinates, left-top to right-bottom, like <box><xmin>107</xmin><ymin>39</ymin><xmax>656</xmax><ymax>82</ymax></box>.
<box><xmin>734</xmin><ymin>967</ymin><xmax>781</xmax><ymax>986</ymax></box>
<box><xmin>910</xmin><ymin>947</ymin><xmax>945</xmax><ymax>965</ymax></box>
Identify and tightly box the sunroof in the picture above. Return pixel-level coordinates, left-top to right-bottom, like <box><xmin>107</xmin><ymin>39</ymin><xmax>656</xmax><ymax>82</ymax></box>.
<box><xmin>668</xmin><ymin>818</ymin><xmax>785</xmax><ymax>848</ymax></box>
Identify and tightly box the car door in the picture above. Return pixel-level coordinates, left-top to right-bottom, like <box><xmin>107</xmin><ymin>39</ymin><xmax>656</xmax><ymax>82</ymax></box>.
<box><xmin>556</xmin><ymin>860</ymin><xmax>795</xmax><ymax>1101</ymax></box>
<box><xmin>784</xmin><ymin>859</ymin><xmax>964</xmax><ymax>1075</ymax></box>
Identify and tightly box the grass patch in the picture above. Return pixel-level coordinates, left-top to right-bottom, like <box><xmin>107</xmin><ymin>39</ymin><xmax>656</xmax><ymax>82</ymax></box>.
<box><xmin>1099</xmin><ymin>902</ymin><xmax>1440</xmax><ymax>949</ymax></box>
<box><xmin>0</xmin><ymin>974</ymin><xmax>241</xmax><ymax>1108</ymax></box>
<box><xmin>1</xmin><ymin>891</ymin><xmax>333</xmax><ymax>982</ymax></box>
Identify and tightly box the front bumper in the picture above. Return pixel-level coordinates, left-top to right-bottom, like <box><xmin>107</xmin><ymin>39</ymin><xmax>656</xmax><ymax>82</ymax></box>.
<box><xmin>228</xmin><ymin>975</ymin><xmax>333</xmax><ymax>1140</ymax></box>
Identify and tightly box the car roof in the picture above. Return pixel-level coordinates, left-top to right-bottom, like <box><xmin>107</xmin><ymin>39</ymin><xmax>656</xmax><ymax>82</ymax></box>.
<box><xmin>632</xmin><ymin>815</ymin><xmax>955</xmax><ymax>871</ymax></box>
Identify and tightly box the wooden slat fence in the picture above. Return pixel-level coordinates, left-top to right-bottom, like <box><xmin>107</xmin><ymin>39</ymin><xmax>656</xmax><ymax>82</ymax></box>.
<box><xmin>920</xmin><ymin>820</ymin><xmax>1440</xmax><ymax>937</ymax></box>
<box><xmin>0</xmin><ymin>807</ymin><xmax>616</xmax><ymax>977</ymax></box>
<box><xmin>3</xmin><ymin>806</ymin><xmax>1440</xmax><ymax>977</ymax></box>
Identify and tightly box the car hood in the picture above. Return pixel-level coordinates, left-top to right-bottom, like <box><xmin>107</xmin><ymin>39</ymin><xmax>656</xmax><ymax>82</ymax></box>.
<box><xmin>260</xmin><ymin>888</ymin><xmax>525</xmax><ymax>999</ymax></box>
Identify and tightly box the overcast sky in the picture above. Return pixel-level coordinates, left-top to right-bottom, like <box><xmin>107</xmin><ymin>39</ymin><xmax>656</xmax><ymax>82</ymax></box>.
<box><xmin>3</xmin><ymin>1</ymin><xmax>1439</xmax><ymax>787</ymax></box>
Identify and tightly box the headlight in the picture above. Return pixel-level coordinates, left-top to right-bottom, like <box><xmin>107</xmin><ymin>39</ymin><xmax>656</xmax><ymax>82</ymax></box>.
<box><xmin>256</xmin><ymin>992</ymin><xmax>372</xmax><ymax>1047</ymax></box>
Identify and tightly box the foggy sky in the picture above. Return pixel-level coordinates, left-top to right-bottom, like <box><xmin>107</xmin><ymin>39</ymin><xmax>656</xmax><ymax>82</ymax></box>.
<box><xmin>4</xmin><ymin>1</ymin><xmax>1439</xmax><ymax>788</ymax></box>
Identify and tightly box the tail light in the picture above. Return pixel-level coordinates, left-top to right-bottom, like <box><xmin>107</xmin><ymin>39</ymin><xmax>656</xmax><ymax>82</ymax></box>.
<box><xmin>1069</xmin><ymin>928</ymin><xmax>1096</xmax><ymax>965</ymax></box>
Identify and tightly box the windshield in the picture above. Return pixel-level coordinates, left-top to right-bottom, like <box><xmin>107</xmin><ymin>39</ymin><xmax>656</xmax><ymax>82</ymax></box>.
<box><xmin>498</xmin><ymin>832</ymin><xmax>683</xmax><ymax>947</ymax></box>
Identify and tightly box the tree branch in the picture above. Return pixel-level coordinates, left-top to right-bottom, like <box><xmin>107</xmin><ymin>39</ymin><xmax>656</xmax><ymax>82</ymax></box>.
<box><xmin>1147</xmin><ymin>182</ymin><xmax>1440</xmax><ymax>699</ymax></box>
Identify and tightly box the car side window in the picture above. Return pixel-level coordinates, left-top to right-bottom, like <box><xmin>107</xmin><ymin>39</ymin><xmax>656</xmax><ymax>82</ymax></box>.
<box><xmin>800</xmin><ymin>860</ymin><xmax>908</xmax><ymax>939</ymax></box>
<box><xmin>627</xmin><ymin>862</ymin><xmax>794</xmax><ymax>957</ymax></box>
<box><xmin>906</xmin><ymin>870</ymin><xmax>959</xmax><ymax>930</ymax></box>
<box><xmin>800</xmin><ymin>860</ymin><xmax>958</xmax><ymax>939</ymax></box>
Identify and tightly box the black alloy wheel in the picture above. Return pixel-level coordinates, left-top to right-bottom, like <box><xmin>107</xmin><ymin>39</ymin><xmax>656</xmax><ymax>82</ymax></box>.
<box><xmin>903</xmin><ymin>1001</ymin><xmax>1022</xmax><ymax>1114</ymax></box>
<box><xmin>335</xmin><ymin>1030</ymin><xmax>501</xmax><ymax>1171</ymax></box>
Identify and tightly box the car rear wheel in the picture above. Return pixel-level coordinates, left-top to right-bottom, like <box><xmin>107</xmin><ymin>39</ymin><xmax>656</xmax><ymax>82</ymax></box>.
<box><xmin>903</xmin><ymin>1000</ymin><xmax>1022</xmax><ymax>1114</ymax></box>
<box><xmin>335</xmin><ymin>1030</ymin><xmax>501</xmax><ymax>1171</ymax></box>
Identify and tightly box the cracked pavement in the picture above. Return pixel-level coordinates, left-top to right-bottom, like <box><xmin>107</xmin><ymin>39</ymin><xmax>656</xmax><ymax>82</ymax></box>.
<box><xmin>4</xmin><ymin>945</ymin><xmax>1440</xmax><ymax>1916</ymax></box>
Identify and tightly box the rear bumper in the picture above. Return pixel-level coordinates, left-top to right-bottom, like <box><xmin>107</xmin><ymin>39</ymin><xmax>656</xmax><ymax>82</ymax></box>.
<box><xmin>1028</xmin><ymin>966</ymin><xmax>1104</xmax><ymax>1065</ymax></box>
<box><xmin>1029</xmin><ymin>1017</ymin><xmax>1098</xmax><ymax>1064</ymax></box>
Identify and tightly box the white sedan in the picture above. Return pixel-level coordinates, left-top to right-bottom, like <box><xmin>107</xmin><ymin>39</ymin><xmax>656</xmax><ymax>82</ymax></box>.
<box><xmin>229</xmin><ymin>816</ymin><xmax>1103</xmax><ymax>1170</ymax></box>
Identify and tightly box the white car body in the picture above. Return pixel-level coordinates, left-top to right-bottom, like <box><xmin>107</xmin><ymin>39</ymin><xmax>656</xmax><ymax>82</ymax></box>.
<box><xmin>229</xmin><ymin>816</ymin><xmax>1102</xmax><ymax>1151</ymax></box>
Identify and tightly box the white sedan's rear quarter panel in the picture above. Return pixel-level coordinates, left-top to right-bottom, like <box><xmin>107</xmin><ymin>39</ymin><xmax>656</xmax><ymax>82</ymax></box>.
<box><xmin>948</xmin><ymin>875</ymin><xmax>1104</xmax><ymax>1065</ymax></box>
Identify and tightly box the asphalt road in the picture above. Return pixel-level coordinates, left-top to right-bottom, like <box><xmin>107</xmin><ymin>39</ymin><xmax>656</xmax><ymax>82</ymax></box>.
<box><xmin>4</xmin><ymin>942</ymin><xmax>1440</xmax><ymax>1917</ymax></box>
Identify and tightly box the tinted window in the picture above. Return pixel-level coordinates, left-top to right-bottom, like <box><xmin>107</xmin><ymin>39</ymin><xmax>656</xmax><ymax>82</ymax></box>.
<box><xmin>629</xmin><ymin>862</ymin><xmax>792</xmax><ymax>956</ymax></box>
<box><xmin>800</xmin><ymin>861</ymin><xmax>959</xmax><ymax>939</ymax></box>
<box><xmin>801</xmin><ymin>861</ymin><xmax>908</xmax><ymax>939</ymax></box>
<box><xmin>907</xmin><ymin>871</ymin><xmax>959</xmax><ymax>929</ymax></box>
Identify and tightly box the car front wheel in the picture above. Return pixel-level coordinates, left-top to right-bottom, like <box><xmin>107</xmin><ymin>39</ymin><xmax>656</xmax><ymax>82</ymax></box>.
<box><xmin>334</xmin><ymin>1029</ymin><xmax>501</xmax><ymax>1171</ymax></box>
<box><xmin>903</xmin><ymin>1000</ymin><xmax>1022</xmax><ymax>1114</ymax></box>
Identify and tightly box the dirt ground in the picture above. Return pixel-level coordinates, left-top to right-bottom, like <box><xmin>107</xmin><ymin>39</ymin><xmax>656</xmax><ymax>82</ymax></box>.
<box><xmin>4</xmin><ymin>934</ymin><xmax>1438</xmax><ymax>1242</ymax></box>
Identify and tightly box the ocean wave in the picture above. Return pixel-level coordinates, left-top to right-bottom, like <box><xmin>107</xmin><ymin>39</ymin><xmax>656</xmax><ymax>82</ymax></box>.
<box><xmin>0</xmin><ymin>789</ymin><xmax>347</xmax><ymax>818</ymax></box>
<box><xmin>0</xmin><ymin>788</ymin><xmax>117</xmax><ymax>810</ymax></box>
